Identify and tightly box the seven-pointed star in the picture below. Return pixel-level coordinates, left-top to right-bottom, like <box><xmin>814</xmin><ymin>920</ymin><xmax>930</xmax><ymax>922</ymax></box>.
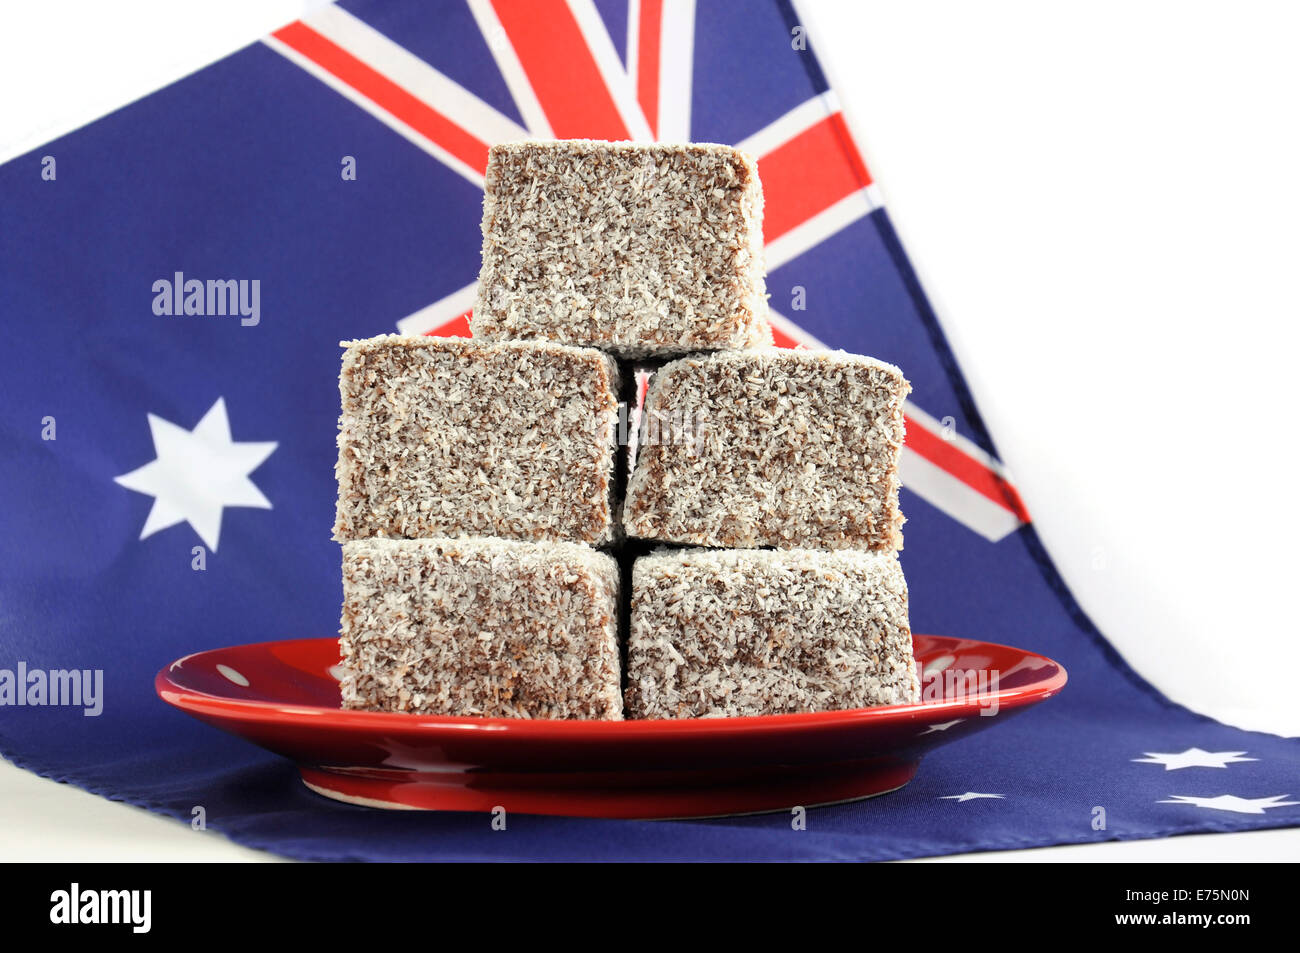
<box><xmin>939</xmin><ymin>792</ymin><xmax>1005</xmax><ymax>802</ymax></box>
<box><xmin>1133</xmin><ymin>748</ymin><xmax>1258</xmax><ymax>771</ymax></box>
<box><xmin>115</xmin><ymin>397</ymin><xmax>277</xmax><ymax>551</ymax></box>
<box><xmin>1158</xmin><ymin>794</ymin><xmax>1298</xmax><ymax>815</ymax></box>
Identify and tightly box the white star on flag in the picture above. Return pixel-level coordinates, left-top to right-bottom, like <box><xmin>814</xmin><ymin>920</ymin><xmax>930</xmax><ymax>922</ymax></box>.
<box><xmin>1133</xmin><ymin>748</ymin><xmax>1258</xmax><ymax>771</ymax></box>
<box><xmin>1157</xmin><ymin>794</ymin><xmax>1298</xmax><ymax>815</ymax></box>
<box><xmin>115</xmin><ymin>397</ymin><xmax>277</xmax><ymax>551</ymax></box>
<box><xmin>939</xmin><ymin>792</ymin><xmax>1005</xmax><ymax>802</ymax></box>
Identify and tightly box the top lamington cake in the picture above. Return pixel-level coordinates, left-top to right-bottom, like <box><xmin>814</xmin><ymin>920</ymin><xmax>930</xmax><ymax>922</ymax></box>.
<box><xmin>472</xmin><ymin>140</ymin><xmax>772</xmax><ymax>357</ymax></box>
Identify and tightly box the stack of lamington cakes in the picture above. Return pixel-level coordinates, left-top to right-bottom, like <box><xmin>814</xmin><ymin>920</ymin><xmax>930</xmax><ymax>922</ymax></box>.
<box><xmin>333</xmin><ymin>140</ymin><xmax>918</xmax><ymax>721</ymax></box>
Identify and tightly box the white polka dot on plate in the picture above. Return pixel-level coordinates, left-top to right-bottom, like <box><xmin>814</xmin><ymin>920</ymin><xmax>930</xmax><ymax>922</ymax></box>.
<box><xmin>217</xmin><ymin>664</ymin><xmax>249</xmax><ymax>687</ymax></box>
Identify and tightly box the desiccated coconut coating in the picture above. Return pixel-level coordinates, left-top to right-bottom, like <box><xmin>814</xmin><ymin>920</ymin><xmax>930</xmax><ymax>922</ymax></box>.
<box><xmin>334</xmin><ymin>334</ymin><xmax>620</xmax><ymax>545</ymax></box>
<box><xmin>472</xmin><ymin>140</ymin><xmax>772</xmax><ymax>358</ymax></box>
<box><xmin>625</xmin><ymin>548</ymin><xmax>918</xmax><ymax>719</ymax></box>
<box><xmin>623</xmin><ymin>348</ymin><xmax>911</xmax><ymax>550</ymax></box>
<box><xmin>340</xmin><ymin>537</ymin><xmax>623</xmax><ymax>719</ymax></box>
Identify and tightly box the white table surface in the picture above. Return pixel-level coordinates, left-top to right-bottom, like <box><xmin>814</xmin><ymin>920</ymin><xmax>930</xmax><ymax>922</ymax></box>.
<box><xmin>1</xmin><ymin>0</ymin><xmax>1296</xmax><ymax>861</ymax></box>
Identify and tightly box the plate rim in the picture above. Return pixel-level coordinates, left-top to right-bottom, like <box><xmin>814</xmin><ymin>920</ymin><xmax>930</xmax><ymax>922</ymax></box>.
<box><xmin>155</xmin><ymin>634</ymin><xmax>1068</xmax><ymax>737</ymax></box>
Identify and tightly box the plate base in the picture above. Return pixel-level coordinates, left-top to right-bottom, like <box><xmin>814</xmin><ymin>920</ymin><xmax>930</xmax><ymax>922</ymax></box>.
<box><xmin>299</xmin><ymin>757</ymin><xmax>920</xmax><ymax>818</ymax></box>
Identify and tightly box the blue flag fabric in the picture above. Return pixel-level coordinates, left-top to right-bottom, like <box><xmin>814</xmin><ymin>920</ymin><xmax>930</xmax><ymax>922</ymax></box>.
<box><xmin>1</xmin><ymin>0</ymin><xmax>1296</xmax><ymax>861</ymax></box>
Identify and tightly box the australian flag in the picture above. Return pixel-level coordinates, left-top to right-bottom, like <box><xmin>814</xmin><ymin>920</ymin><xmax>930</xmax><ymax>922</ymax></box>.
<box><xmin>0</xmin><ymin>0</ymin><xmax>1296</xmax><ymax>861</ymax></box>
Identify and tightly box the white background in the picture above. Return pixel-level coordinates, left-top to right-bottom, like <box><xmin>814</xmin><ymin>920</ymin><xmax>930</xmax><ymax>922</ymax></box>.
<box><xmin>1</xmin><ymin>0</ymin><xmax>1296</xmax><ymax>861</ymax></box>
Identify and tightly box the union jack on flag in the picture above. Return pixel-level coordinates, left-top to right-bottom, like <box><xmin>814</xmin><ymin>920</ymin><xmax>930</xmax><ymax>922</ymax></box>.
<box><xmin>267</xmin><ymin>0</ymin><xmax>1031</xmax><ymax>543</ymax></box>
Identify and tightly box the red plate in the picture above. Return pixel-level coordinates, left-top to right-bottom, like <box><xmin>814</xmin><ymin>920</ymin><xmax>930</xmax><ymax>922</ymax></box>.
<box><xmin>156</xmin><ymin>635</ymin><xmax>1066</xmax><ymax>818</ymax></box>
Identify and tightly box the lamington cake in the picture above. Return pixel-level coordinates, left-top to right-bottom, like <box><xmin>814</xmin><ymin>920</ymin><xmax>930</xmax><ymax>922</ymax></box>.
<box><xmin>471</xmin><ymin>140</ymin><xmax>773</xmax><ymax>357</ymax></box>
<box><xmin>334</xmin><ymin>335</ymin><xmax>620</xmax><ymax>545</ymax></box>
<box><xmin>340</xmin><ymin>537</ymin><xmax>622</xmax><ymax>719</ymax></box>
<box><xmin>625</xmin><ymin>548</ymin><xmax>918</xmax><ymax>719</ymax></box>
<box><xmin>623</xmin><ymin>349</ymin><xmax>911</xmax><ymax>550</ymax></box>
